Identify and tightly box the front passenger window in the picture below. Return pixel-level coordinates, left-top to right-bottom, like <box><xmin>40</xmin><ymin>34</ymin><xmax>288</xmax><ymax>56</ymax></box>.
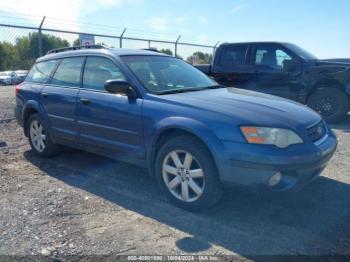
<box><xmin>83</xmin><ymin>57</ymin><xmax>126</xmax><ymax>91</ymax></box>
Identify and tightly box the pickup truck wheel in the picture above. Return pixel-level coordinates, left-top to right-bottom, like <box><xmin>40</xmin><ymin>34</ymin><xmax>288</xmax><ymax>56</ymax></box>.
<box><xmin>155</xmin><ymin>135</ymin><xmax>223</xmax><ymax>211</ymax></box>
<box><xmin>27</xmin><ymin>114</ymin><xmax>59</xmax><ymax>157</ymax></box>
<box><xmin>307</xmin><ymin>88</ymin><xmax>349</xmax><ymax>123</ymax></box>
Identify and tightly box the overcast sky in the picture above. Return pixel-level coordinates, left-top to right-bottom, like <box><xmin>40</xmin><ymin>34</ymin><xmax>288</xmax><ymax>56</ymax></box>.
<box><xmin>1</xmin><ymin>0</ymin><xmax>350</xmax><ymax>58</ymax></box>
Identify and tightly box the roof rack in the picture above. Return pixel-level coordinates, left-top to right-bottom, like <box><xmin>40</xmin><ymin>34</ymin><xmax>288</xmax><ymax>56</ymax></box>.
<box><xmin>47</xmin><ymin>45</ymin><xmax>107</xmax><ymax>55</ymax></box>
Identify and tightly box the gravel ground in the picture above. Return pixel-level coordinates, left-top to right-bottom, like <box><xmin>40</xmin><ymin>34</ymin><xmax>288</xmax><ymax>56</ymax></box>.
<box><xmin>0</xmin><ymin>85</ymin><xmax>350</xmax><ymax>259</ymax></box>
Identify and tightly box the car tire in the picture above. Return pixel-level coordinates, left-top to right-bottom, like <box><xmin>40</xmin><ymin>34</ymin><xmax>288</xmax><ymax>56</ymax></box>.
<box><xmin>26</xmin><ymin>113</ymin><xmax>59</xmax><ymax>157</ymax></box>
<box><xmin>155</xmin><ymin>135</ymin><xmax>223</xmax><ymax>211</ymax></box>
<box><xmin>307</xmin><ymin>87</ymin><xmax>349</xmax><ymax>123</ymax></box>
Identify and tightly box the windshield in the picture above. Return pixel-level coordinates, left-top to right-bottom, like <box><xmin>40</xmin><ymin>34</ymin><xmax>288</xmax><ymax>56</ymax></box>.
<box><xmin>121</xmin><ymin>56</ymin><xmax>218</xmax><ymax>94</ymax></box>
<box><xmin>284</xmin><ymin>43</ymin><xmax>318</xmax><ymax>60</ymax></box>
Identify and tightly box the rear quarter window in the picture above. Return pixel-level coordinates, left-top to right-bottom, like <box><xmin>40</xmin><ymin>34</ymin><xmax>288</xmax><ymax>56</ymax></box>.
<box><xmin>26</xmin><ymin>60</ymin><xmax>59</xmax><ymax>83</ymax></box>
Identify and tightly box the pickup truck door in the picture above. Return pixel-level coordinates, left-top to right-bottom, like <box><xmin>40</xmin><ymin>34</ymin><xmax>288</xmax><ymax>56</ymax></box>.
<box><xmin>246</xmin><ymin>44</ymin><xmax>301</xmax><ymax>101</ymax></box>
<box><xmin>211</xmin><ymin>45</ymin><xmax>254</xmax><ymax>88</ymax></box>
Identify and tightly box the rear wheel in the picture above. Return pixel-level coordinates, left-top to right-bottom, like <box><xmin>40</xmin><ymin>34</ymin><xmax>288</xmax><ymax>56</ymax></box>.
<box><xmin>27</xmin><ymin>114</ymin><xmax>59</xmax><ymax>157</ymax></box>
<box><xmin>307</xmin><ymin>88</ymin><xmax>349</xmax><ymax>123</ymax></box>
<box><xmin>155</xmin><ymin>135</ymin><xmax>223</xmax><ymax>211</ymax></box>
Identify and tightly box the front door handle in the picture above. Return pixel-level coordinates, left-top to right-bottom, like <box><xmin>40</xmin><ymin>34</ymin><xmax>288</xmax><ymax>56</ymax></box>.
<box><xmin>80</xmin><ymin>98</ymin><xmax>91</xmax><ymax>105</ymax></box>
<box><xmin>41</xmin><ymin>92</ymin><xmax>48</xmax><ymax>98</ymax></box>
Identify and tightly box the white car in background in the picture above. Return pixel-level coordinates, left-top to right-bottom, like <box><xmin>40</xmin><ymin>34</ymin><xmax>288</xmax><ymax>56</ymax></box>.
<box><xmin>0</xmin><ymin>71</ymin><xmax>20</xmax><ymax>85</ymax></box>
<box><xmin>15</xmin><ymin>70</ymin><xmax>29</xmax><ymax>83</ymax></box>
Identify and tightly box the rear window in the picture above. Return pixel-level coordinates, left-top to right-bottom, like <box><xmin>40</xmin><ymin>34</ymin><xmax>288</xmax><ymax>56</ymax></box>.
<box><xmin>218</xmin><ymin>45</ymin><xmax>248</xmax><ymax>67</ymax></box>
<box><xmin>26</xmin><ymin>60</ymin><xmax>58</xmax><ymax>83</ymax></box>
<box><xmin>51</xmin><ymin>57</ymin><xmax>84</xmax><ymax>87</ymax></box>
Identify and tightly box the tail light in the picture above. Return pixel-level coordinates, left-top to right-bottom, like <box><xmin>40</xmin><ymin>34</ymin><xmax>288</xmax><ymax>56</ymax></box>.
<box><xmin>15</xmin><ymin>84</ymin><xmax>20</xmax><ymax>96</ymax></box>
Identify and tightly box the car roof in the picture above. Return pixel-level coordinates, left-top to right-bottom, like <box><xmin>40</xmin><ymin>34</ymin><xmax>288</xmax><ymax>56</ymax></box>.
<box><xmin>36</xmin><ymin>48</ymin><xmax>168</xmax><ymax>63</ymax></box>
<box><xmin>219</xmin><ymin>41</ymin><xmax>292</xmax><ymax>46</ymax></box>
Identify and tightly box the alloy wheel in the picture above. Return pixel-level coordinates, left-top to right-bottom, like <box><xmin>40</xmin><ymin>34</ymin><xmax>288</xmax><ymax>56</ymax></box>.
<box><xmin>30</xmin><ymin>120</ymin><xmax>46</xmax><ymax>153</ymax></box>
<box><xmin>162</xmin><ymin>150</ymin><xmax>205</xmax><ymax>202</ymax></box>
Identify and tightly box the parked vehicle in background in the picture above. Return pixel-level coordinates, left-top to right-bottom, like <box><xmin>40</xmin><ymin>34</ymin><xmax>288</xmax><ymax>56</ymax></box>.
<box><xmin>15</xmin><ymin>46</ymin><xmax>337</xmax><ymax>210</ymax></box>
<box><xmin>15</xmin><ymin>70</ymin><xmax>29</xmax><ymax>83</ymax></box>
<box><xmin>0</xmin><ymin>71</ymin><xmax>12</xmax><ymax>85</ymax></box>
<box><xmin>0</xmin><ymin>71</ymin><xmax>20</xmax><ymax>85</ymax></box>
<box><xmin>195</xmin><ymin>42</ymin><xmax>350</xmax><ymax>123</ymax></box>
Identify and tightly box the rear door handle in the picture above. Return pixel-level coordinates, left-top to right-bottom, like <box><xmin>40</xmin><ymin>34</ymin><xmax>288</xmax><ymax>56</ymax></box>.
<box><xmin>41</xmin><ymin>92</ymin><xmax>48</xmax><ymax>97</ymax></box>
<box><xmin>80</xmin><ymin>98</ymin><xmax>91</xmax><ymax>105</ymax></box>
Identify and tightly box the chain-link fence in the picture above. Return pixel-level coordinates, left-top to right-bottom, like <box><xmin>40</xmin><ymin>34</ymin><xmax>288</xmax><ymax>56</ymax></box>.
<box><xmin>0</xmin><ymin>21</ymin><xmax>217</xmax><ymax>69</ymax></box>
<box><xmin>0</xmin><ymin>15</ymin><xmax>220</xmax><ymax>122</ymax></box>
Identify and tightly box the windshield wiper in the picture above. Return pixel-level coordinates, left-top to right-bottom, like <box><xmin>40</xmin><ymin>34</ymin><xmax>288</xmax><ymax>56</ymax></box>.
<box><xmin>157</xmin><ymin>85</ymin><xmax>224</xmax><ymax>95</ymax></box>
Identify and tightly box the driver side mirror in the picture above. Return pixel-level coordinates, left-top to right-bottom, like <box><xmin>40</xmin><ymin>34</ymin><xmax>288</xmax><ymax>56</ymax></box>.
<box><xmin>104</xmin><ymin>80</ymin><xmax>138</xmax><ymax>99</ymax></box>
<box><xmin>282</xmin><ymin>59</ymin><xmax>301</xmax><ymax>72</ymax></box>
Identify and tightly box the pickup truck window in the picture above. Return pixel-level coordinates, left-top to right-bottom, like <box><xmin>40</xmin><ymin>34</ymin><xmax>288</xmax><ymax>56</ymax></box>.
<box><xmin>284</xmin><ymin>43</ymin><xmax>317</xmax><ymax>60</ymax></box>
<box><xmin>255</xmin><ymin>47</ymin><xmax>293</xmax><ymax>69</ymax></box>
<box><xmin>218</xmin><ymin>45</ymin><xmax>247</xmax><ymax>66</ymax></box>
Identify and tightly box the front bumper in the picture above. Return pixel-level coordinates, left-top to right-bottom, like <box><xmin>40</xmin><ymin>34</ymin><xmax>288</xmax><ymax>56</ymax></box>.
<box><xmin>217</xmin><ymin>132</ymin><xmax>337</xmax><ymax>191</ymax></box>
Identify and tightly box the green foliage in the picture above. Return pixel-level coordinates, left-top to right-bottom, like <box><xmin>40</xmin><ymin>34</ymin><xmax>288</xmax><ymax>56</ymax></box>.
<box><xmin>73</xmin><ymin>38</ymin><xmax>80</xmax><ymax>46</ymax></box>
<box><xmin>186</xmin><ymin>51</ymin><xmax>213</xmax><ymax>64</ymax></box>
<box><xmin>159</xmin><ymin>48</ymin><xmax>173</xmax><ymax>56</ymax></box>
<box><xmin>0</xmin><ymin>41</ymin><xmax>19</xmax><ymax>70</ymax></box>
<box><xmin>0</xmin><ymin>32</ymin><xmax>70</xmax><ymax>70</ymax></box>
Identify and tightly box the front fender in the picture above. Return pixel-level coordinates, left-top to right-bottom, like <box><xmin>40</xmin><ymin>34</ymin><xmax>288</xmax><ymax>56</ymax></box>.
<box><xmin>146</xmin><ymin>116</ymin><xmax>226</xmax><ymax>176</ymax></box>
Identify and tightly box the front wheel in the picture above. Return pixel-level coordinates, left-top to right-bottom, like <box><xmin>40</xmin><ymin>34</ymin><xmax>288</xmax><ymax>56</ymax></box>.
<box><xmin>307</xmin><ymin>88</ymin><xmax>349</xmax><ymax>123</ymax></box>
<box><xmin>155</xmin><ymin>136</ymin><xmax>223</xmax><ymax>211</ymax></box>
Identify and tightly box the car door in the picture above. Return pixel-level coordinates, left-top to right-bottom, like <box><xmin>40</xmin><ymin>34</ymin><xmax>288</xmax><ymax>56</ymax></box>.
<box><xmin>247</xmin><ymin>44</ymin><xmax>300</xmax><ymax>100</ymax></box>
<box><xmin>41</xmin><ymin>57</ymin><xmax>84</xmax><ymax>142</ymax></box>
<box><xmin>77</xmin><ymin>56</ymin><xmax>144</xmax><ymax>159</ymax></box>
<box><xmin>211</xmin><ymin>44</ymin><xmax>254</xmax><ymax>88</ymax></box>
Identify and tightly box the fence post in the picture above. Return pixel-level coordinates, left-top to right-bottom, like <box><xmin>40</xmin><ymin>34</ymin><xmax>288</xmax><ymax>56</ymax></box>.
<box><xmin>213</xmin><ymin>41</ymin><xmax>220</xmax><ymax>54</ymax></box>
<box><xmin>174</xmin><ymin>35</ymin><xmax>181</xmax><ymax>57</ymax></box>
<box><xmin>38</xmin><ymin>16</ymin><xmax>46</xmax><ymax>56</ymax></box>
<box><xmin>119</xmin><ymin>28</ymin><xmax>126</xmax><ymax>48</ymax></box>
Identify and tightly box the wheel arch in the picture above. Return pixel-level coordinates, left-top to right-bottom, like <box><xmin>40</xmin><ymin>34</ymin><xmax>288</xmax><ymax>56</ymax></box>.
<box><xmin>22</xmin><ymin>101</ymin><xmax>48</xmax><ymax>137</ymax></box>
<box><xmin>307</xmin><ymin>78</ymin><xmax>347</xmax><ymax>102</ymax></box>
<box><xmin>147</xmin><ymin>117</ymin><xmax>225</xmax><ymax>177</ymax></box>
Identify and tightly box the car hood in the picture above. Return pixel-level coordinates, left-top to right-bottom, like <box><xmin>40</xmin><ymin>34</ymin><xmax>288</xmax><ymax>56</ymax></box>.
<box><xmin>159</xmin><ymin>88</ymin><xmax>321</xmax><ymax>129</ymax></box>
<box><xmin>318</xmin><ymin>59</ymin><xmax>350</xmax><ymax>65</ymax></box>
<box><xmin>312</xmin><ymin>60</ymin><xmax>350</xmax><ymax>69</ymax></box>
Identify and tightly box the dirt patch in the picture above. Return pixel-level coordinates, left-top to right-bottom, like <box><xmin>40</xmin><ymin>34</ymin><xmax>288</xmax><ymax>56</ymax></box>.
<box><xmin>0</xmin><ymin>86</ymin><xmax>350</xmax><ymax>258</ymax></box>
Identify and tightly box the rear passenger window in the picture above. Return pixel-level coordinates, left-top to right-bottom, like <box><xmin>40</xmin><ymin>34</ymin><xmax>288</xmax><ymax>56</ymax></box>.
<box><xmin>83</xmin><ymin>57</ymin><xmax>126</xmax><ymax>91</ymax></box>
<box><xmin>26</xmin><ymin>60</ymin><xmax>58</xmax><ymax>83</ymax></box>
<box><xmin>218</xmin><ymin>46</ymin><xmax>247</xmax><ymax>66</ymax></box>
<box><xmin>51</xmin><ymin>57</ymin><xmax>84</xmax><ymax>87</ymax></box>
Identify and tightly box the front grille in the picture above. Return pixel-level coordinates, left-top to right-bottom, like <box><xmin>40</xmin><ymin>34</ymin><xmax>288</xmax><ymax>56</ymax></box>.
<box><xmin>307</xmin><ymin>121</ymin><xmax>327</xmax><ymax>142</ymax></box>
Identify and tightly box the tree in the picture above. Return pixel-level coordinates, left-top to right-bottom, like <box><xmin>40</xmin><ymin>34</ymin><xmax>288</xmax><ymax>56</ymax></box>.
<box><xmin>159</xmin><ymin>48</ymin><xmax>173</xmax><ymax>56</ymax></box>
<box><xmin>0</xmin><ymin>42</ymin><xmax>19</xmax><ymax>70</ymax></box>
<box><xmin>73</xmin><ymin>38</ymin><xmax>80</xmax><ymax>46</ymax></box>
<box><xmin>0</xmin><ymin>32</ymin><xmax>70</xmax><ymax>70</ymax></box>
<box><xmin>186</xmin><ymin>51</ymin><xmax>213</xmax><ymax>64</ymax></box>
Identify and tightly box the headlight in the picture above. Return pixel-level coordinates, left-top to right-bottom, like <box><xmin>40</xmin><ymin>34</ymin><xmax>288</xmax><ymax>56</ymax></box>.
<box><xmin>240</xmin><ymin>126</ymin><xmax>303</xmax><ymax>148</ymax></box>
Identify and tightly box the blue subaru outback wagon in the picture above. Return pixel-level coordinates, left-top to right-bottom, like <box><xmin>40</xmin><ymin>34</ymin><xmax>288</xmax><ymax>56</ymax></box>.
<box><xmin>15</xmin><ymin>46</ymin><xmax>337</xmax><ymax>210</ymax></box>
